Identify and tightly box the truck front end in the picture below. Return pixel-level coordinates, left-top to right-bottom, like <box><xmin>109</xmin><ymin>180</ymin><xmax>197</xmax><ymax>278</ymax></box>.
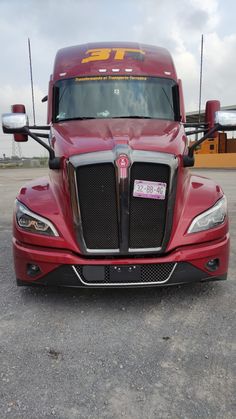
<box><xmin>2</xmin><ymin>43</ymin><xmax>232</xmax><ymax>287</ymax></box>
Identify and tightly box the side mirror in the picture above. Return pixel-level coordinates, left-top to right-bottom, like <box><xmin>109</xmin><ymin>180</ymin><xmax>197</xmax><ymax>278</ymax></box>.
<box><xmin>215</xmin><ymin>111</ymin><xmax>236</xmax><ymax>131</ymax></box>
<box><xmin>205</xmin><ymin>100</ymin><xmax>220</xmax><ymax>138</ymax></box>
<box><xmin>11</xmin><ymin>104</ymin><xmax>28</xmax><ymax>142</ymax></box>
<box><xmin>1</xmin><ymin>107</ymin><xmax>60</xmax><ymax>170</ymax></box>
<box><xmin>184</xmin><ymin>108</ymin><xmax>236</xmax><ymax>167</ymax></box>
<box><xmin>2</xmin><ymin>113</ymin><xmax>29</xmax><ymax>133</ymax></box>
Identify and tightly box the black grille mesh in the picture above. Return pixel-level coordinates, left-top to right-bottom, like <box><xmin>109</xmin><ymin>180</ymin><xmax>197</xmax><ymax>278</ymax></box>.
<box><xmin>76</xmin><ymin>164</ymin><xmax>119</xmax><ymax>249</ymax></box>
<box><xmin>129</xmin><ymin>163</ymin><xmax>170</xmax><ymax>248</ymax></box>
<box><xmin>75</xmin><ymin>263</ymin><xmax>175</xmax><ymax>284</ymax></box>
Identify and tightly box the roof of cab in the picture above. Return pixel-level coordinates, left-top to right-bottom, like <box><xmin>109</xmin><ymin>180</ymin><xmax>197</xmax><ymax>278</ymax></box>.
<box><xmin>53</xmin><ymin>42</ymin><xmax>177</xmax><ymax>82</ymax></box>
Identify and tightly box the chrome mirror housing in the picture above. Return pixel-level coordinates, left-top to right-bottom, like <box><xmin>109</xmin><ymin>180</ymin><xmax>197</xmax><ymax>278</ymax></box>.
<box><xmin>215</xmin><ymin>111</ymin><xmax>236</xmax><ymax>130</ymax></box>
<box><xmin>2</xmin><ymin>113</ymin><xmax>29</xmax><ymax>133</ymax></box>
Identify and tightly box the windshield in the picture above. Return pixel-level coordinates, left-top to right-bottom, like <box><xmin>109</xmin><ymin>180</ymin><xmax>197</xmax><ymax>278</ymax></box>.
<box><xmin>54</xmin><ymin>76</ymin><xmax>179</xmax><ymax>122</ymax></box>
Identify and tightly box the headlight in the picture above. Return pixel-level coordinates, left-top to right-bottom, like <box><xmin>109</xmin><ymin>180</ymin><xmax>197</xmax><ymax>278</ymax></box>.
<box><xmin>187</xmin><ymin>195</ymin><xmax>227</xmax><ymax>234</ymax></box>
<box><xmin>15</xmin><ymin>200</ymin><xmax>59</xmax><ymax>236</ymax></box>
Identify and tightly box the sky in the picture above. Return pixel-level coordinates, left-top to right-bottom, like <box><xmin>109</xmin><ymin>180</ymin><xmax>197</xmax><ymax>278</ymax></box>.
<box><xmin>0</xmin><ymin>0</ymin><xmax>236</xmax><ymax>157</ymax></box>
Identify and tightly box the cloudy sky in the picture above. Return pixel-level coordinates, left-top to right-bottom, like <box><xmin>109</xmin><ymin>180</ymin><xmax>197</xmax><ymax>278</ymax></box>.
<box><xmin>0</xmin><ymin>0</ymin><xmax>236</xmax><ymax>157</ymax></box>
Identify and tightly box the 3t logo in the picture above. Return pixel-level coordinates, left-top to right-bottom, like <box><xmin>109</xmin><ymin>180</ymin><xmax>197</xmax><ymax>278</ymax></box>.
<box><xmin>81</xmin><ymin>48</ymin><xmax>145</xmax><ymax>64</ymax></box>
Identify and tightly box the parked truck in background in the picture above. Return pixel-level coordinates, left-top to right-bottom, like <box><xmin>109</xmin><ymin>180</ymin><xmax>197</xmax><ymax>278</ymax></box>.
<box><xmin>2</xmin><ymin>42</ymin><xmax>236</xmax><ymax>287</ymax></box>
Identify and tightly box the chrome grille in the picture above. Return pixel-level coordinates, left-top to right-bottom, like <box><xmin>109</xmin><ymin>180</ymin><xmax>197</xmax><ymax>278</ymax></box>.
<box><xmin>74</xmin><ymin>263</ymin><xmax>176</xmax><ymax>285</ymax></box>
<box><xmin>69</xmin><ymin>149</ymin><xmax>178</xmax><ymax>255</ymax></box>
<box><xmin>76</xmin><ymin>163</ymin><xmax>119</xmax><ymax>249</ymax></box>
<box><xmin>129</xmin><ymin>162</ymin><xmax>170</xmax><ymax>248</ymax></box>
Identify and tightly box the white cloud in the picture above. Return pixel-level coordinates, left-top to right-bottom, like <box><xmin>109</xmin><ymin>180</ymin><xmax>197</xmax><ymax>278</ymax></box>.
<box><xmin>173</xmin><ymin>49</ymin><xmax>199</xmax><ymax>111</ymax></box>
<box><xmin>199</xmin><ymin>33</ymin><xmax>236</xmax><ymax>107</ymax></box>
<box><xmin>131</xmin><ymin>0</ymin><xmax>236</xmax><ymax>110</ymax></box>
<box><xmin>0</xmin><ymin>84</ymin><xmax>46</xmax><ymax>123</ymax></box>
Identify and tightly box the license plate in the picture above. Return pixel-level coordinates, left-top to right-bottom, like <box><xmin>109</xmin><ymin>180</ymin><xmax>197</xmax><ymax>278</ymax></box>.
<box><xmin>133</xmin><ymin>180</ymin><xmax>167</xmax><ymax>200</ymax></box>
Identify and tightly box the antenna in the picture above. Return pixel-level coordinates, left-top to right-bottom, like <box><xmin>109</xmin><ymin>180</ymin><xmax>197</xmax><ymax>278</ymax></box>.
<box><xmin>28</xmin><ymin>38</ymin><xmax>36</xmax><ymax>126</ymax></box>
<box><xmin>198</xmin><ymin>34</ymin><xmax>204</xmax><ymax>123</ymax></box>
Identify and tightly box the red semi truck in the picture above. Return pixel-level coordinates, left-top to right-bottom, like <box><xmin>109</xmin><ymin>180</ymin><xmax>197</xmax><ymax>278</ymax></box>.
<box><xmin>2</xmin><ymin>42</ymin><xmax>236</xmax><ymax>287</ymax></box>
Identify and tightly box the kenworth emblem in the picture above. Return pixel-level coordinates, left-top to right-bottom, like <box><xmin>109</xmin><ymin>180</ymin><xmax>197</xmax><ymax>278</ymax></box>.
<box><xmin>116</xmin><ymin>154</ymin><xmax>130</xmax><ymax>178</ymax></box>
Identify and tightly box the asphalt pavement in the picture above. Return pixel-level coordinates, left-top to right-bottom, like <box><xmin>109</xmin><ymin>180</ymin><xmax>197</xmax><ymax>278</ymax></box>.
<box><xmin>0</xmin><ymin>168</ymin><xmax>235</xmax><ymax>419</ymax></box>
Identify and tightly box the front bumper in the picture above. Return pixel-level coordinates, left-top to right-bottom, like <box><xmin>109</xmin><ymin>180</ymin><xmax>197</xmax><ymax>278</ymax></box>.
<box><xmin>13</xmin><ymin>234</ymin><xmax>229</xmax><ymax>287</ymax></box>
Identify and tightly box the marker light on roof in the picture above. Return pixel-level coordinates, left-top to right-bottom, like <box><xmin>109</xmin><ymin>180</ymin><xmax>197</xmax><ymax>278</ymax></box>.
<box><xmin>125</xmin><ymin>69</ymin><xmax>133</xmax><ymax>72</ymax></box>
<box><xmin>98</xmin><ymin>69</ymin><xmax>107</xmax><ymax>73</ymax></box>
<box><xmin>112</xmin><ymin>69</ymin><xmax>120</xmax><ymax>72</ymax></box>
<box><xmin>59</xmin><ymin>72</ymin><xmax>67</xmax><ymax>76</ymax></box>
<box><xmin>164</xmin><ymin>71</ymin><xmax>171</xmax><ymax>75</ymax></box>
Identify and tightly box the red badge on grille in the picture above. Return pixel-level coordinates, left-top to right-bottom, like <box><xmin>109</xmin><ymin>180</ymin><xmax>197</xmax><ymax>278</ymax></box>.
<box><xmin>116</xmin><ymin>155</ymin><xmax>130</xmax><ymax>168</ymax></box>
<box><xmin>116</xmin><ymin>154</ymin><xmax>130</xmax><ymax>178</ymax></box>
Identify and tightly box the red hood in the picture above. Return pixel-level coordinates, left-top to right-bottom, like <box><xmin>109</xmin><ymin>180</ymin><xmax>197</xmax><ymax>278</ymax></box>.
<box><xmin>52</xmin><ymin>119</ymin><xmax>187</xmax><ymax>157</ymax></box>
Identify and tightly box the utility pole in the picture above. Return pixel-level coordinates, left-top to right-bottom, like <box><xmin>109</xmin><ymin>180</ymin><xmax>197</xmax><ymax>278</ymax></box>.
<box><xmin>12</xmin><ymin>141</ymin><xmax>22</xmax><ymax>159</ymax></box>
<box><xmin>28</xmin><ymin>38</ymin><xmax>36</xmax><ymax>126</ymax></box>
<box><xmin>198</xmin><ymin>34</ymin><xmax>204</xmax><ymax>123</ymax></box>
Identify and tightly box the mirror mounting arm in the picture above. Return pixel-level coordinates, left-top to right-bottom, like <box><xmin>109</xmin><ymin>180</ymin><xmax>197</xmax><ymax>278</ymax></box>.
<box><xmin>28</xmin><ymin>125</ymin><xmax>50</xmax><ymax>130</ymax></box>
<box><xmin>183</xmin><ymin>124</ymin><xmax>219</xmax><ymax>167</ymax></box>
<box><xmin>24</xmin><ymin>127</ymin><xmax>61</xmax><ymax>169</ymax></box>
<box><xmin>188</xmin><ymin>124</ymin><xmax>220</xmax><ymax>158</ymax></box>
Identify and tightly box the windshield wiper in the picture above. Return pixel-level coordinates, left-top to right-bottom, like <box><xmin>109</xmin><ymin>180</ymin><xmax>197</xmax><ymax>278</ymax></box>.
<box><xmin>161</xmin><ymin>87</ymin><xmax>175</xmax><ymax>113</ymax></box>
<box><xmin>111</xmin><ymin>115</ymin><xmax>152</xmax><ymax>119</ymax></box>
<box><xmin>57</xmin><ymin>116</ymin><xmax>154</xmax><ymax>122</ymax></box>
<box><xmin>56</xmin><ymin>117</ymin><xmax>97</xmax><ymax>122</ymax></box>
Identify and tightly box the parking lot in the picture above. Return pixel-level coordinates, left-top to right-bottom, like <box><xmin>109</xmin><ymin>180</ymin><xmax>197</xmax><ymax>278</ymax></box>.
<box><xmin>0</xmin><ymin>168</ymin><xmax>235</xmax><ymax>418</ymax></box>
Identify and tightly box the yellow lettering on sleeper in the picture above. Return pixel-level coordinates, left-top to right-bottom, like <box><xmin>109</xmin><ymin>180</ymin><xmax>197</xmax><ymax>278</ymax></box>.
<box><xmin>81</xmin><ymin>49</ymin><xmax>111</xmax><ymax>64</ymax></box>
<box><xmin>81</xmin><ymin>48</ymin><xmax>145</xmax><ymax>63</ymax></box>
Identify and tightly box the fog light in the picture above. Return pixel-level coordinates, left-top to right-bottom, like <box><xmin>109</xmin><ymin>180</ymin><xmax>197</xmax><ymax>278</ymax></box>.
<box><xmin>206</xmin><ymin>258</ymin><xmax>219</xmax><ymax>272</ymax></box>
<box><xmin>27</xmin><ymin>263</ymin><xmax>41</xmax><ymax>277</ymax></box>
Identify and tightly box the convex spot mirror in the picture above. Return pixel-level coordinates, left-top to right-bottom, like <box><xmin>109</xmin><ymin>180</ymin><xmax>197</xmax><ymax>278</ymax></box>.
<box><xmin>215</xmin><ymin>111</ymin><xmax>236</xmax><ymax>131</ymax></box>
<box><xmin>2</xmin><ymin>113</ymin><xmax>29</xmax><ymax>134</ymax></box>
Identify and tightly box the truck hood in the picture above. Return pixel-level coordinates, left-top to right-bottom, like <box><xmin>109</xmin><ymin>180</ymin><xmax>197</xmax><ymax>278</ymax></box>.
<box><xmin>52</xmin><ymin>119</ymin><xmax>187</xmax><ymax>157</ymax></box>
